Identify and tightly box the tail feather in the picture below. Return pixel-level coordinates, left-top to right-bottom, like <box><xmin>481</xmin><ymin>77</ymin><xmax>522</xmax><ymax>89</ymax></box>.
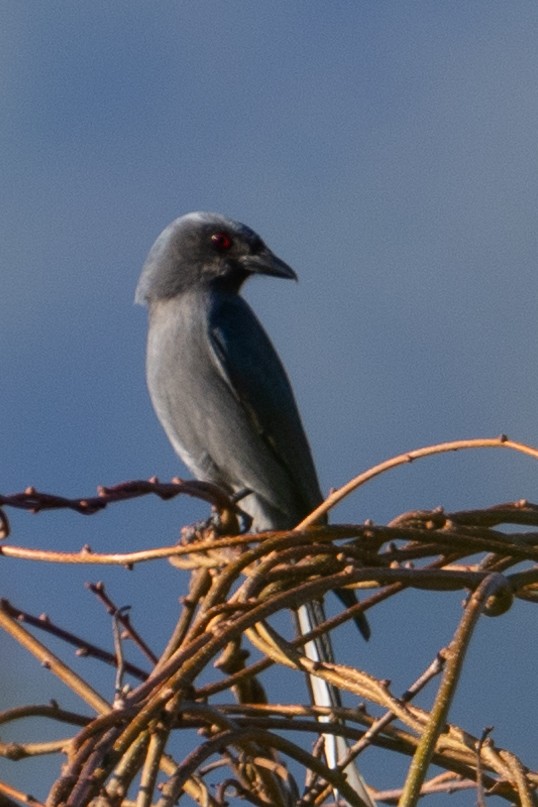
<box><xmin>296</xmin><ymin>600</ymin><xmax>376</xmax><ymax>807</ymax></box>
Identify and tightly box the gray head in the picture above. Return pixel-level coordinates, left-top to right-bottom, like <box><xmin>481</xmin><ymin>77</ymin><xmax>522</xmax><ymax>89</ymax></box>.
<box><xmin>135</xmin><ymin>212</ymin><xmax>297</xmax><ymax>304</ymax></box>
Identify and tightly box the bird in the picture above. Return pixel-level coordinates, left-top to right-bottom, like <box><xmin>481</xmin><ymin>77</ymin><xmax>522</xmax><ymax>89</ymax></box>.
<box><xmin>136</xmin><ymin>211</ymin><xmax>375</xmax><ymax>807</ymax></box>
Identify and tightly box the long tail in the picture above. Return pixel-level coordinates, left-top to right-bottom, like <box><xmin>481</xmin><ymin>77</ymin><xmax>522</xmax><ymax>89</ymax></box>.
<box><xmin>296</xmin><ymin>599</ymin><xmax>377</xmax><ymax>807</ymax></box>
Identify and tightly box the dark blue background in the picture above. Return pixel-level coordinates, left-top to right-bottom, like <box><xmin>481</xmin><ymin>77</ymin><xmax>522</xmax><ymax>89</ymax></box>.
<box><xmin>2</xmin><ymin>3</ymin><xmax>537</xmax><ymax>803</ymax></box>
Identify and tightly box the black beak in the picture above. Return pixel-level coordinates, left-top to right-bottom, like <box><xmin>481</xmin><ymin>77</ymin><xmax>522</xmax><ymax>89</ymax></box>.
<box><xmin>240</xmin><ymin>247</ymin><xmax>298</xmax><ymax>281</ymax></box>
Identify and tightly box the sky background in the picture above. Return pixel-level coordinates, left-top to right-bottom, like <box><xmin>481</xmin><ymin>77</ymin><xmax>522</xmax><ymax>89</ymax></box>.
<box><xmin>2</xmin><ymin>3</ymin><xmax>538</xmax><ymax>804</ymax></box>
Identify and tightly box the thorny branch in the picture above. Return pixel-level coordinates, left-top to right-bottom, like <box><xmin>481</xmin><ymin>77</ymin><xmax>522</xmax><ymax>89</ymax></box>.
<box><xmin>0</xmin><ymin>437</ymin><xmax>537</xmax><ymax>806</ymax></box>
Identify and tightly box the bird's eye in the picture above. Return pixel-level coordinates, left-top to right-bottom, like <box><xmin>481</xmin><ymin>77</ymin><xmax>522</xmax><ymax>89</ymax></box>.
<box><xmin>211</xmin><ymin>232</ymin><xmax>233</xmax><ymax>251</ymax></box>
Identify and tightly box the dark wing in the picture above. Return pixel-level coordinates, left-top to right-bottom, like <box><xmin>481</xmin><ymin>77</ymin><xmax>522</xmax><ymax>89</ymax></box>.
<box><xmin>208</xmin><ymin>293</ymin><xmax>323</xmax><ymax>520</ymax></box>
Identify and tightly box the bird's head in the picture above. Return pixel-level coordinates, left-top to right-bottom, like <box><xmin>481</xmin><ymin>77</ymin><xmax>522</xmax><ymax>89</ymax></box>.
<box><xmin>135</xmin><ymin>212</ymin><xmax>297</xmax><ymax>303</ymax></box>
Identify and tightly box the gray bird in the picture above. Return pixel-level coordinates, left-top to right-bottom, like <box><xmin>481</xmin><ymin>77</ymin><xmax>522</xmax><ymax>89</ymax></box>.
<box><xmin>136</xmin><ymin>212</ymin><xmax>375</xmax><ymax>807</ymax></box>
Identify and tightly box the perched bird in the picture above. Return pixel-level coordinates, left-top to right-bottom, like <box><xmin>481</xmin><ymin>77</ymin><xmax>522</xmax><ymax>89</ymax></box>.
<box><xmin>136</xmin><ymin>212</ymin><xmax>375</xmax><ymax>807</ymax></box>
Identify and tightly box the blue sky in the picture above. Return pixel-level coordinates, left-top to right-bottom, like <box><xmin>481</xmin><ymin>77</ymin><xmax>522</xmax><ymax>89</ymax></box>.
<box><xmin>2</xmin><ymin>3</ymin><xmax>538</xmax><ymax>803</ymax></box>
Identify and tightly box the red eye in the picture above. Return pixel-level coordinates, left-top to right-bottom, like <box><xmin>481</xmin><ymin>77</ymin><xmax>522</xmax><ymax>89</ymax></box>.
<box><xmin>211</xmin><ymin>231</ymin><xmax>233</xmax><ymax>251</ymax></box>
